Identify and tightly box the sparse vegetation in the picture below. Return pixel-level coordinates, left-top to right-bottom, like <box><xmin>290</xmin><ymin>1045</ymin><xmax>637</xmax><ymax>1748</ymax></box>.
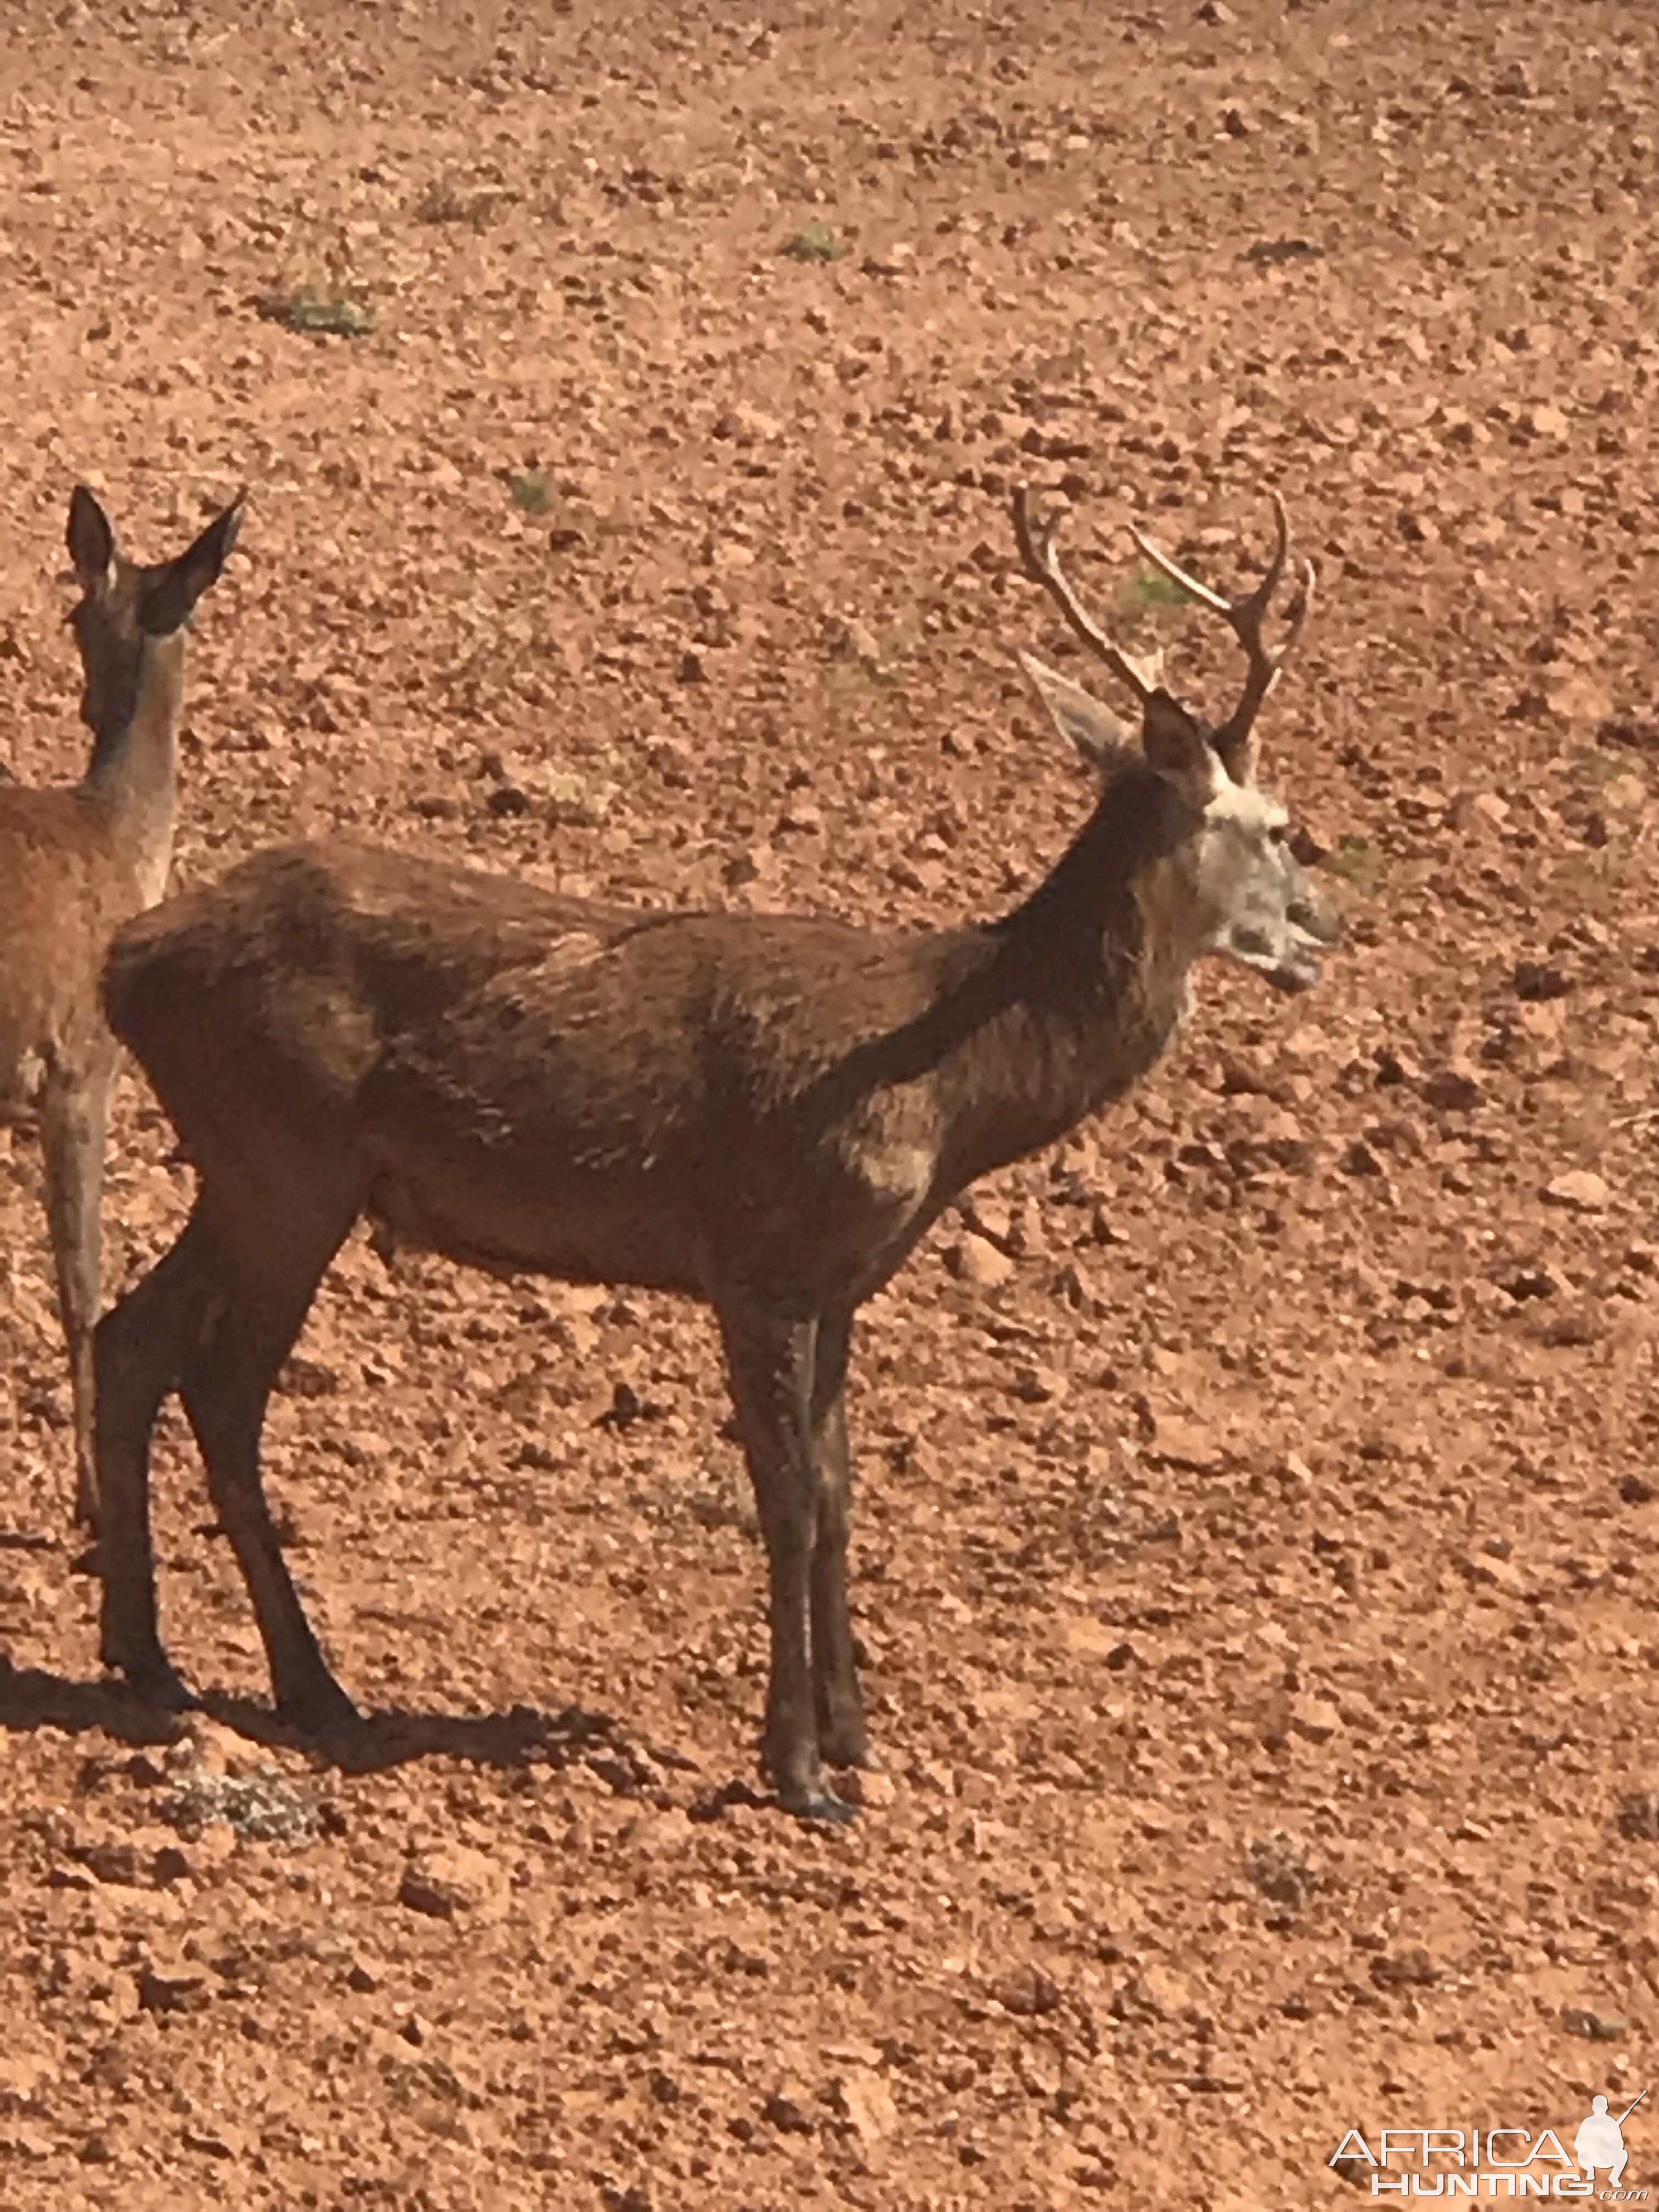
<box><xmin>162</xmin><ymin>1763</ymin><xmax>321</xmax><ymax>1844</ymax></box>
<box><xmin>509</xmin><ymin>468</ymin><xmax>552</xmax><ymax>516</ymax></box>
<box><xmin>260</xmin><ymin>286</ymin><xmax>376</xmax><ymax>340</ymax></box>
<box><xmin>1323</xmin><ymin>832</ymin><xmax>1385</xmax><ymax>891</ymax></box>
<box><xmin>824</xmin><ymin>614</ymin><xmax>919</xmax><ymax>694</ymax></box>
<box><xmin>1117</xmin><ymin>561</ymin><xmax>1196</xmax><ymax>614</ymax></box>
<box><xmin>413</xmin><ymin>177</ymin><xmax>505</xmax><ymax>230</ymax></box>
<box><xmin>1245</xmin><ymin>1831</ymin><xmax>1314</xmax><ymax>1909</ymax></box>
<box><xmin>782</xmin><ymin>218</ymin><xmax>844</xmax><ymax>263</ymax></box>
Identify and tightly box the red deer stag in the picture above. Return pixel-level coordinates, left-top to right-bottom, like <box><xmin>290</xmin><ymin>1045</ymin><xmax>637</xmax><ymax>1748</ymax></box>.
<box><xmin>93</xmin><ymin>486</ymin><xmax>1333</xmax><ymax>1820</ymax></box>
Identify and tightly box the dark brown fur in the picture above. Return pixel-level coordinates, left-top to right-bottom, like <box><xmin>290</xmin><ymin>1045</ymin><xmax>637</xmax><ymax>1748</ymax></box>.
<box><xmin>93</xmin><ymin>507</ymin><xmax>1336</xmax><ymax>1821</ymax></box>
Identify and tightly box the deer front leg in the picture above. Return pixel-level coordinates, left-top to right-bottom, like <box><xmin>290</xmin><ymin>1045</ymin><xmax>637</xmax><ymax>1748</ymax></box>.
<box><xmin>718</xmin><ymin>1302</ymin><xmax>851</xmax><ymax>1822</ymax></box>
<box><xmin>809</xmin><ymin>1308</ymin><xmax>869</xmax><ymax>1772</ymax></box>
<box><xmin>40</xmin><ymin>1062</ymin><xmax>111</xmax><ymax>1532</ymax></box>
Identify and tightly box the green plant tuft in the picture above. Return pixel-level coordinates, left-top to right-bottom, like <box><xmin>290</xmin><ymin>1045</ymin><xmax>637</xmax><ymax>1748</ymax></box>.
<box><xmin>782</xmin><ymin>218</ymin><xmax>844</xmax><ymax>264</ymax></box>
<box><xmin>1116</xmin><ymin>562</ymin><xmax>1195</xmax><ymax>614</ymax></box>
<box><xmin>509</xmin><ymin>469</ymin><xmax>552</xmax><ymax>516</ymax></box>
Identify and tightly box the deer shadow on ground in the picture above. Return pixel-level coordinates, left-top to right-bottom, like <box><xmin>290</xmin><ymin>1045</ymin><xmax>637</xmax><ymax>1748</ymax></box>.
<box><xmin>0</xmin><ymin>1648</ymin><xmax>695</xmax><ymax>1789</ymax></box>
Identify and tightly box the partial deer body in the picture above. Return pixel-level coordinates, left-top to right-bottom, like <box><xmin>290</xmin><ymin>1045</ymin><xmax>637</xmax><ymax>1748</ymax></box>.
<box><xmin>94</xmin><ymin>488</ymin><xmax>1337</xmax><ymax>1820</ymax></box>
<box><xmin>1</xmin><ymin>486</ymin><xmax>243</xmax><ymax>1528</ymax></box>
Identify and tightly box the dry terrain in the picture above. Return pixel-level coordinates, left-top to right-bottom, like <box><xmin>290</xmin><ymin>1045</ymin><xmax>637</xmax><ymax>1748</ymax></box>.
<box><xmin>2</xmin><ymin>2</ymin><xmax>1658</xmax><ymax>2205</ymax></box>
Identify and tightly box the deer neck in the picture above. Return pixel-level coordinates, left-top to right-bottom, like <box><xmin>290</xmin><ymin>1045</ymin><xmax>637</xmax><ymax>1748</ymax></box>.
<box><xmin>81</xmin><ymin>632</ymin><xmax>188</xmax><ymax>898</ymax></box>
<box><xmin>938</xmin><ymin>779</ymin><xmax>1201</xmax><ymax>1182</ymax></box>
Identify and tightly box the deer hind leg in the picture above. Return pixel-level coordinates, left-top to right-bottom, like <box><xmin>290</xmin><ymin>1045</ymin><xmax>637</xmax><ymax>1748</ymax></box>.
<box><xmin>39</xmin><ymin>1060</ymin><xmax>112</xmax><ymax>1531</ymax></box>
<box><xmin>95</xmin><ymin>1203</ymin><xmax>222</xmax><ymax>1704</ymax></box>
<box><xmin>174</xmin><ymin>1183</ymin><xmax>360</xmax><ymax>1737</ymax></box>
<box><xmin>716</xmin><ymin>1301</ymin><xmax>851</xmax><ymax>1822</ymax></box>
<box><xmin>808</xmin><ymin>1307</ymin><xmax>870</xmax><ymax>1773</ymax></box>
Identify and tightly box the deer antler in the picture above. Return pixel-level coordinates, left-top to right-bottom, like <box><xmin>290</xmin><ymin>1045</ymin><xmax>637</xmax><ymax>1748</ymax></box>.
<box><xmin>1011</xmin><ymin>487</ymin><xmax>1163</xmax><ymax>708</ymax></box>
<box><xmin>1130</xmin><ymin>493</ymin><xmax>1316</xmax><ymax>777</ymax></box>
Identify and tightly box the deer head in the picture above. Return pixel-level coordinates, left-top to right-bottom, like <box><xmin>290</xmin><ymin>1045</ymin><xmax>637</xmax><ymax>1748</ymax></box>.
<box><xmin>1011</xmin><ymin>486</ymin><xmax>1340</xmax><ymax>994</ymax></box>
<box><xmin>66</xmin><ymin>484</ymin><xmax>246</xmax><ymax>741</ymax></box>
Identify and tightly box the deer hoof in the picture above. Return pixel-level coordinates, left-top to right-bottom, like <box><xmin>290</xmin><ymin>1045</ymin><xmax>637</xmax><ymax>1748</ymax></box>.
<box><xmin>780</xmin><ymin>1781</ymin><xmax>857</xmax><ymax>1825</ymax></box>
<box><xmin>276</xmin><ymin>1679</ymin><xmax>362</xmax><ymax>1740</ymax></box>
<box><xmin>111</xmin><ymin>1655</ymin><xmax>195</xmax><ymax>1712</ymax></box>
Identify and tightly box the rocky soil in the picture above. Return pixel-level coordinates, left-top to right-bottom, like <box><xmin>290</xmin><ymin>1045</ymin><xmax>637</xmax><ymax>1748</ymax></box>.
<box><xmin>2</xmin><ymin>1</ymin><xmax>1658</xmax><ymax>2205</ymax></box>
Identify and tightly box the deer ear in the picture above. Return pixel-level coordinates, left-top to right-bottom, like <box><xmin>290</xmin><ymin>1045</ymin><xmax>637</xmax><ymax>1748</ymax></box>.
<box><xmin>1141</xmin><ymin>692</ymin><xmax>1224</xmax><ymax>806</ymax></box>
<box><xmin>140</xmin><ymin>490</ymin><xmax>246</xmax><ymax>637</ymax></box>
<box><xmin>67</xmin><ymin>485</ymin><xmax>116</xmax><ymax>592</ymax></box>
<box><xmin>1016</xmin><ymin>650</ymin><xmax>1135</xmax><ymax>772</ymax></box>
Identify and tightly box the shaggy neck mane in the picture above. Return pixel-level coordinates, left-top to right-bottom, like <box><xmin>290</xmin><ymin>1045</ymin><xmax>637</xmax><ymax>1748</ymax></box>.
<box><xmin>827</xmin><ymin>760</ymin><xmax>1203</xmax><ymax>1193</ymax></box>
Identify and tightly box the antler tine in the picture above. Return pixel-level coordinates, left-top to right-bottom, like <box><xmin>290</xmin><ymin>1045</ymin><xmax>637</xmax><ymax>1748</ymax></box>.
<box><xmin>1132</xmin><ymin>492</ymin><xmax>1310</xmax><ymax>771</ymax></box>
<box><xmin>1011</xmin><ymin>486</ymin><xmax>1161</xmax><ymax>709</ymax></box>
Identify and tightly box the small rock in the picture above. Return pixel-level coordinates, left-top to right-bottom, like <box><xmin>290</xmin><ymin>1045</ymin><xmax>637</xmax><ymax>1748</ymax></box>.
<box><xmin>1615</xmin><ymin>1792</ymin><xmax>1659</xmax><ymax>1841</ymax></box>
<box><xmin>1196</xmin><ymin>0</ymin><xmax>1235</xmax><ymax>18</ymax></box>
<box><xmin>1009</xmin><ymin>1362</ymin><xmax>1067</xmax><ymax>1404</ymax></box>
<box><xmin>947</xmin><ymin>1234</ymin><xmax>1013</xmax><ymax>1290</ymax></box>
<box><xmin>1620</xmin><ymin>1474</ymin><xmax>1655</xmax><ymax>1506</ymax></box>
<box><xmin>1133</xmin><ymin>1961</ymin><xmax>1193</xmax><ymax>2016</ymax></box>
<box><xmin>1340</xmin><ymin>1139</ymin><xmax>1385</xmax><ymax>1177</ymax></box>
<box><xmin>1513</xmin><ymin>959</ymin><xmax>1572</xmax><ymax>1001</ymax></box>
<box><xmin>1541</xmin><ymin>1305</ymin><xmax>1606</xmax><ymax>1348</ymax></box>
<box><xmin>1560</xmin><ymin>2005</ymin><xmax>1627</xmax><ymax>2040</ymax></box>
<box><xmin>1147</xmin><ymin>1413</ymin><xmax>1224</xmax><ymax>1472</ymax></box>
<box><xmin>1543</xmin><ymin>1170</ymin><xmax>1609</xmax><ymax>1212</ymax></box>
<box><xmin>723</xmin><ymin>843</ymin><xmax>775</xmax><ymax>889</ymax></box>
<box><xmin>1546</xmin><ymin>670</ymin><xmax>1612</xmax><ymax>724</ymax></box>
<box><xmin>397</xmin><ymin>1843</ymin><xmax>506</xmax><ymax>1922</ymax></box>
<box><xmin>181</xmin><ymin>2125</ymin><xmax>243</xmax><ymax>2160</ymax></box>
<box><xmin>860</xmin><ymin>244</ymin><xmax>916</xmax><ymax>279</ymax></box>
<box><xmin>837</xmin><ymin>1767</ymin><xmax>896</xmax><ymax>1810</ymax></box>
<box><xmin>962</xmin><ymin>1198</ymin><xmax>1012</xmax><ymax>1247</ymax></box>
<box><xmin>136</xmin><ymin>1956</ymin><xmax>210</xmax><ymax>2016</ymax></box>
<box><xmin>397</xmin><ymin>1868</ymin><xmax>459</xmax><ymax>1920</ymax></box>
<box><xmin>1504</xmin><ymin>1265</ymin><xmax>1566</xmax><ymax>1302</ymax></box>
<box><xmin>77</xmin><ymin>1840</ymin><xmax>144</xmax><ymax>1887</ymax></box>
<box><xmin>991</xmin><ymin>1963</ymin><xmax>1062</xmax><ymax>2017</ymax></box>
<box><xmin>762</xmin><ymin>2091</ymin><xmax>817</xmax><ymax>2136</ymax></box>
<box><xmin>1370</xmin><ymin>1948</ymin><xmax>1437</xmax><ymax>1990</ymax></box>
<box><xmin>1463</xmin><ymin>1549</ymin><xmax>1527</xmax><ymax>1597</ymax></box>
<box><xmin>1288</xmin><ymin>1694</ymin><xmax>1342</xmax><ymax>1745</ymax></box>
<box><xmin>1453</xmin><ymin>790</ymin><xmax>1510</xmax><ymax>832</ymax></box>
<box><xmin>1420</xmin><ymin>1066</ymin><xmax>1482</xmax><ymax>1112</ymax></box>
<box><xmin>827</xmin><ymin>2067</ymin><xmax>899</xmax><ymax>2147</ymax></box>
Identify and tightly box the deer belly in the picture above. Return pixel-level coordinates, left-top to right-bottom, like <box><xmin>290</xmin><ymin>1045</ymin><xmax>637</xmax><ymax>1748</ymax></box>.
<box><xmin>363</xmin><ymin>1134</ymin><xmax>706</xmax><ymax>1296</ymax></box>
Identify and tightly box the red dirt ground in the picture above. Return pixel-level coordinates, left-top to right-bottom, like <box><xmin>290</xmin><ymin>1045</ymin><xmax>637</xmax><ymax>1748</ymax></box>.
<box><xmin>3</xmin><ymin>3</ymin><xmax>1658</xmax><ymax>2205</ymax></box>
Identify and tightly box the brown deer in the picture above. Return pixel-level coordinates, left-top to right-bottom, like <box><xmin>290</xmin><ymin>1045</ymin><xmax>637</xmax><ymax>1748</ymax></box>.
<box><xmin>92</xmin><ymin>486</ymin><xmax>1336</xmax><ymax>1820</ymax></box>
<box><xmin>1</xmin><ymin>484</ymin><xmax>244</xmax><ymax>1531</ymax></box>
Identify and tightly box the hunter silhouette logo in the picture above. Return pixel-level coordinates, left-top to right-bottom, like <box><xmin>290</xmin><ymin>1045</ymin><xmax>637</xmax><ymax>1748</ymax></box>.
<box><xmin>1577</xmin><ymin>2093</ymin><xmax>1645</xmax><ymax>2192</ymax></box>
<box><xmin>1331</xmin><ymin>2087</ymin><xmax>1649</xmax><ymax>2198</ymax></box>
